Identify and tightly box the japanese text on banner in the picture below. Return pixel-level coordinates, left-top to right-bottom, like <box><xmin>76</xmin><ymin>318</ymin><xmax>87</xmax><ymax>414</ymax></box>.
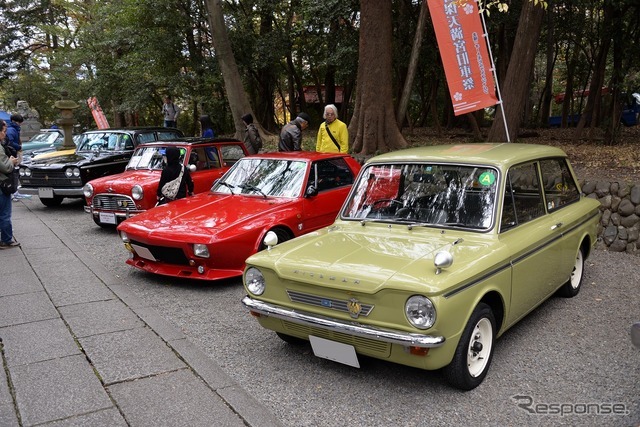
<box><xmin>428</xmin><ymin>0</ymin><xmax>498</xmax><ymax>115</ymax></box>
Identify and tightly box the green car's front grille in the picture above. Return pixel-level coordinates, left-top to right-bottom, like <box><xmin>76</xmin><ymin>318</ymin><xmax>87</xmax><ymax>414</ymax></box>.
<box><xmin>286</xmin><ymin>290</ymin><xmax>374</xmax><ymax>317</ymax></box>
<box><xmin>282</xmin><ymin>321</ymin><xmax>391</xmax><ymax>357</ymax></box>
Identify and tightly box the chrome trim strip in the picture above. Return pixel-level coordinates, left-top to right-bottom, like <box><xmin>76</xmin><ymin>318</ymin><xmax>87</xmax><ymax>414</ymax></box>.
<box><xmin>242</xmin><ymin>296</ymin><xmax>445</xmax><ymax>348</ymax></box>
<box><xmin>444</xmin><ymin>210</ymin><xmax>599</xmax><ymax>299</ymax></box>
<box><xmin>18</xmin><ymin>187</ymin><xmax>83</xmax><ymax>196</ymax></box>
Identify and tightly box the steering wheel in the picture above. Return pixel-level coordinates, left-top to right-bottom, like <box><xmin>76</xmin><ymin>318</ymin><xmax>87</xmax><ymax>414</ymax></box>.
<box><xmin>371</xmin><ymin>199</ymin><xmax>403</xmax><ymax>208</ymax></box>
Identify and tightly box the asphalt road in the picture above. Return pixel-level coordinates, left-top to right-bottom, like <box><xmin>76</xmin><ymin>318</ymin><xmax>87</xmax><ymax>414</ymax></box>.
<box><xmin>18</xmin><ymin>197</ymin><xmax>640</xmax><ymax>427</ymax></box>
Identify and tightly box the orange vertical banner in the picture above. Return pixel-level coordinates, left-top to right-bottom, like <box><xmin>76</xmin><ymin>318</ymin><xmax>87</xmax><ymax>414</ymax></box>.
<box><xmin>428</xmin><ymin>0</ymin><xmax>498</xmax><ymax>116</ymax></box>
<box><xmin>87</xmin><ymin>97</ymin><xmax>110</xmax><ymax>129</ymax></box>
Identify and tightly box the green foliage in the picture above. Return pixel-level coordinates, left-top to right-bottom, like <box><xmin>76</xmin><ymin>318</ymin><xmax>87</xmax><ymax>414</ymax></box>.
<box><xmin>0</xmin><ymin>0</ymin><xmax>639</xmax><ymax>139</ymax></box>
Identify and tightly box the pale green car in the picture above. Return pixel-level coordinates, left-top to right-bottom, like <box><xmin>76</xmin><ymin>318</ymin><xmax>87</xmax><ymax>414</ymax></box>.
<box><xmin>242</xmin><ymin>143</ymin><xmax>601</xmax><ymax>390</ymax></box>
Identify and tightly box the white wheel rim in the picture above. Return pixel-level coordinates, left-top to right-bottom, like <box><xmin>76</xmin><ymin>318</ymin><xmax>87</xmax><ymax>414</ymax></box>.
<box><xmin>570</xmin><ymin>250</ymin><xmax>584</xmax><ymax>290</ymax></box>
<box><xmin>467</xmin><ymin>317</ymin><xmax>493</xmax><ymax>377</ymax></box>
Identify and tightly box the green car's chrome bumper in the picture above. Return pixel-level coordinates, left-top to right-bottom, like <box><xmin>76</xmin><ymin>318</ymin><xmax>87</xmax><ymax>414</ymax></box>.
<box><xmin>242</xmin><ymin>296</ymin><xmax>446</xmax><ymax>348</ymax></box>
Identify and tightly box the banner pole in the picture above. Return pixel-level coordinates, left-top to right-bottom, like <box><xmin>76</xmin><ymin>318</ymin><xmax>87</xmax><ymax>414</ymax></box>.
<box><xmin>478</xmin><ymin>1</ymin><xmax>510</xmax><ymax>142</ymax></box>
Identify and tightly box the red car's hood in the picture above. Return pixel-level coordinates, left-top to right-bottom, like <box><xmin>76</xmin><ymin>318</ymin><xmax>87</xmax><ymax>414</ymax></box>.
<box><xmin>119</xmin><ymin>193</ymin><xmax>294</xmax><ymax>239</ymax></box>
<box><xmin>90</xmin><ymin>169</ymin><xmax>161</xmax><ymax>190</ymax></box>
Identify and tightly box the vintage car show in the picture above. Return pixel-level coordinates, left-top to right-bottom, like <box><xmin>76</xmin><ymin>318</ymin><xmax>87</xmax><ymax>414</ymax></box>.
<box><xmin>1</xmin><ymin>1</ymin><xmax>639</xmax><ymax>426</ymax></box>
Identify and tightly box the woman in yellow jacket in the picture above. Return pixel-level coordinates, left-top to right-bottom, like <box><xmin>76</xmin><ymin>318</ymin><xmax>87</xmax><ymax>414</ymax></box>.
<box><xmin>316</xmin><ymin>104</ymin><xmax>349</xmax><ymax>153</ymax></box>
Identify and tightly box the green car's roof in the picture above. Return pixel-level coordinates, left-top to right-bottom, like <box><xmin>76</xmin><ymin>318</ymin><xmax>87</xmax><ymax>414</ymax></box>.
<box><xmin>367</xmin><ymin>143</ymin><xmax>568</xmax><ymax>169</ymax></box>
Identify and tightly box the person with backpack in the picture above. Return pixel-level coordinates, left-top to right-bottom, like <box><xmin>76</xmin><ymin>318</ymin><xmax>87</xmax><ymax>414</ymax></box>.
<box><xmin>157</xmin><ymin>146</ymin><xmax>193</xmax><ymax>205</ymax></box>
<box><xmin>242</xmin><ymin>113</ymin><xmax>262</xmax><ymax>154</ymax></box>
<box><xmin>0</xmin><ymin>119</ymin><xmax>20</xmax><ymax>249</ymax></box>
<box><xmin>316</xmin><ymin>104</ymin><xmax>348</xmax><ymax>153</ymax></box>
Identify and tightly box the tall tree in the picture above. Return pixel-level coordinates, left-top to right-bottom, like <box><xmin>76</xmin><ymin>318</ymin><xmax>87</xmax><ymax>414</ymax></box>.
<box><xmin>487</xmin><ymin>0</ymin><xmax>546</xmax><ymax>142</ymax></box>
<box><xmin>396</xmin><ymin>0</ymin><xmax>429</xmax><ymax>128</ymax></box>
<box><xmin>349</xmin><ymin>0</ymin><xmax>406</xmax><ymax>155</ymax></box>
<box><xmin>204</xmin><ymin>0</ymin><xmax>257</xmax><ymax>139</ymax></box>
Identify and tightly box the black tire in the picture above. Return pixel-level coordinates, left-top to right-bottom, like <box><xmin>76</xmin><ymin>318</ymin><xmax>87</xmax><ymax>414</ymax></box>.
<box><xmin>91</xmin><ymin>215</ymin><xmax>115</xmax><ymax>228</ymax></box>
<box><xmin>557</xmin><ymin>247</ymin><xmax>585</xmax><ymax>298</ymax></box>
<box><xmin>258</xmin><ymin>228</ymin><xmax>292</xmax><ymax>251</ymax></box>
<box><xmin>276</xmin><ymin>332</ymin><xmax>307</xmax><ymax>345</ymax></box>
<box><xmin>443</xmin><ymin>302</ymin><xmax>496</xmax><ymax>390</ymax></box>
<box><xmin>39</xmin><ymin>196</ymin><xmax>64</xmax><ymax>207</ymax></box>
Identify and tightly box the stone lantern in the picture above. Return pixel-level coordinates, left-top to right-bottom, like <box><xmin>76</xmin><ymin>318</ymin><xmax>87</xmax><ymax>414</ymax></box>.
<box><xmin>54</xmin><ymin>91</ymin><xmax>80</xmax><ymax>150</ymax></box>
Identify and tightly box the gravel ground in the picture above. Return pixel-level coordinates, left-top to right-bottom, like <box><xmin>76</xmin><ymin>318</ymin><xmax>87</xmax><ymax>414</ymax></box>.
<box><xmin>16</xmin><ymin>197</ymin><xmax>640</xmax><ymax>427</ymax></box>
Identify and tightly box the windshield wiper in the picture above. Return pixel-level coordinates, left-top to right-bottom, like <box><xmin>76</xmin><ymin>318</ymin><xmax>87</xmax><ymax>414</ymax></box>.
<box><xmin>218</xmin><ymin>181</ymin><xmax>237</xmax><ymax>195</ymax></box>
<box><xmin>240</xmin><ymin>184</ymin><xmax>267</xmax><ymax>198</ymax></box>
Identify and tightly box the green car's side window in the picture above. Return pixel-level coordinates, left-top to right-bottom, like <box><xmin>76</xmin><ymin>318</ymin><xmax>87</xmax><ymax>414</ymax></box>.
<box><xmin>539</xmin><ymin>158</ymin><xmax>580</xmax><ymax>211</ymax></box>
<box><xmin>501</xmin><ymin>162</ymin><xmax>544</xmax><ymax>231</ymax></box>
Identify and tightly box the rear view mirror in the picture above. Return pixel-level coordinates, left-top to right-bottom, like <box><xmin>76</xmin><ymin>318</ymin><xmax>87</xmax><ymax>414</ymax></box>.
<box><xmin>306</xmin><ymin>185</ymin><xmax>318</xmax><ymax>197</ymax></box>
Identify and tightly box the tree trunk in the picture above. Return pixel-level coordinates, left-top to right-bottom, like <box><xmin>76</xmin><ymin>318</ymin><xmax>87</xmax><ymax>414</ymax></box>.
<box><xmin>574</xmin><ymin>1</ymin><xmax>613</xmax><ymax>141</ymax></box>
<box><xmin>396</xmin><ymin>0</ymin><xmax>429</xmax><ymax>128</ymax></box>
<box><xmin>487</xmin><ymin>0</ymin><xmax>545</xmax><ymax>142</ymax></box>
<box><xmin>349</xmin><ymin>1</ymin><xmax>406</xmax><ymax>155</ymax></box>
<box><xmin>538</xmin><ymin>4</ymin><xmax>555</xmax><ymax>127</ymax></box>
<box><xmin>204</xmin><ymin>0</ymin><xmax>256</xmax><ymax>140</ymax></box>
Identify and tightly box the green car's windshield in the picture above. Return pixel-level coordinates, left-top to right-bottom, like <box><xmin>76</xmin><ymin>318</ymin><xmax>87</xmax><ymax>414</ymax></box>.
<box><xmin>212</xmin><ymin>158</ymin><xmax>307</xmax><ymax>198</ymax></box>
<box><xmin>341</xmin><ymin>163</ymin><xmax>499</xmax><ymax>230</ymax></box>
<box><xmin>127</xmin><ymin>146</ymin><xmax>186</xmax><ymax>170</ymax></box>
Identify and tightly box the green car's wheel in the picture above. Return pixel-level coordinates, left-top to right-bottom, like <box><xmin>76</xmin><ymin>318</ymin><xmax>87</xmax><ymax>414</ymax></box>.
<box><xmin>443</xmin><ymin>302</ymin><xmax>495</xmax><ymax>390</ymax></box>
<box><xmin>557</xmin><ymin>247</ymin><xmax>584</xmax><ymax>298</ymax></box>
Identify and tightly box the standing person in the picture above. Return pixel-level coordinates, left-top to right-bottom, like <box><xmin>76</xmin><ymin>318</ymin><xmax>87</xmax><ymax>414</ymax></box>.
<box><xmin>242</xmin><ymin>113</ymin><xmax>262</xmax><ymax>154</ymax></box>
<box><xmin>162</xmin><ymin>96</ymin><xmax>180</xmax><ymax>128</ymax></box>
<box><xmin>199</xmin><ymin>115</ymin><xmax>215</xmax><ymax>138</ymax></box>
<box><xmin>0</xmin><ymin>120</ymin><xmax>20</xmax><ymax>249</ymax></box>
<box><xmin>278</xmin><ymin>112</ymin><xmax>310</xmax><ymax>152</ymax></box>
<box><xmin>6</xmin><ymin>114</ymin><xmax>23</xmax><ymax>154</ymax></box>
<box><xmin>5</xmin><ymin>114</ymin><xmax>29</xmax><ymax>200</ymax></box>
<box><xmin>157</xmin><ymin>146</ymin><xmax>193</xmax><ymax>205</ymax></box>
<box><xmin>316</xmin><ymin>104</ymin><xmax>348</xmax><ymax>153</ymax></box>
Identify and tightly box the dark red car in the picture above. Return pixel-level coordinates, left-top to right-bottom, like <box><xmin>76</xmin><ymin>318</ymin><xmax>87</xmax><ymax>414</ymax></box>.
<box><xmin>117</xmin><ymin>151</ymin><xmax>362</xmax><ymax>281</ymax></box>
<box><xmin>84</xmin><ymin>138</ymin><xmax>247</xmax><ymax>226</ymax></box>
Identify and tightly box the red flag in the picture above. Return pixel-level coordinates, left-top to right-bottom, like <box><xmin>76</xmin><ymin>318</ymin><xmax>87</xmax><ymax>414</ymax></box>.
<box><xmin>428</xmin><ymin>0</ymin><xmax>498</xmax><ymax>115</ymax></box>
<box><xmin>87</xmin><ymin>97</ymin><xmax>110</xmax><ymax>129</ymax></box>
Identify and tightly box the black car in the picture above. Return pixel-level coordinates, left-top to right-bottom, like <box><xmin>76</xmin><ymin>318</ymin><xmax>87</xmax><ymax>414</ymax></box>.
<box><xmin>18</xmin><ymin>127</ymin><xmax>183</xmax><ymax>207</ymax></box>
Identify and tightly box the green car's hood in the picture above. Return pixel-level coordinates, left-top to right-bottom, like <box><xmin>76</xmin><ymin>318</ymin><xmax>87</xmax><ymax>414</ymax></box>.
<box><xmin>251</xmin><ymin>222</ymin><xmax>498</xmax><ymax>296</ymax></box>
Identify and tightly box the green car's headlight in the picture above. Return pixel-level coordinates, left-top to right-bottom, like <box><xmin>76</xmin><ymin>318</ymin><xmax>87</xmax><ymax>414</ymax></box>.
<box><xmin>405</xmin><ymin>295</ymin><xmax>436</xmax><ymax>329</ymax></box>
<box><xmin>245</xmin><ymin>267</ymin><xmax>266</xmax><ymax>295</ymax></box>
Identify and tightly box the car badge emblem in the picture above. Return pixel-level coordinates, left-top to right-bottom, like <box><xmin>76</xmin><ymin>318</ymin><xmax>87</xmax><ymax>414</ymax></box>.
<box><xmin>347</xmin><ymin>298</ymin><xmax>362</xmax><ymax>319</ymax></box>
<box><xmin>108</xmin><ymin>187</ymin><xmax>114</xmax><ymax>193</ymax></box>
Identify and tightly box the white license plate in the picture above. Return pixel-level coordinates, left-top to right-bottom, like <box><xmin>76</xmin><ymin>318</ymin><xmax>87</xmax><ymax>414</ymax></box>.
<box><xmin>131</xmin><ymin>244</ymin><xmax>157</xmax><ymax>261</ymax></box>
<box><xmin>99</xmin><ymin>212</ymin><xmax>116</xmax><ymax>225</ymax></box>
<box><xmin>309</xmin><ymin>335</ymin><xmax>360</xmax><ymax>368</ymax></box>
<box><xmin>38</xmin><ymin>187</ymin><xmax>54</xmax><ymax>198</ymax></box>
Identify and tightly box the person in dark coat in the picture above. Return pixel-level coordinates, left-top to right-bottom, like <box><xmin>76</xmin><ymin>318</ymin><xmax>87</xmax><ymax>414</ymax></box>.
<box><xmin>157</xmin><ymin>146</ymin><xmax>194</xmax><ymax>205</ymax></box>
<box><xmin>278</xmin><ymin>112</ymin><xmax>310</xmax><ymax>151</ymax></box>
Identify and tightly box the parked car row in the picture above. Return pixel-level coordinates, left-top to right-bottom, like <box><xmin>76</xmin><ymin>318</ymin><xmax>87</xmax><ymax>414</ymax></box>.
<box><xmin>18</xmin><ymin>127</ymin><xmax>183</xmax><ymax>206</ymax></box>
<box><xmin>17</xmin><ymin>133</ymin><xmax>601</xmax><ymax>390</ymax></box>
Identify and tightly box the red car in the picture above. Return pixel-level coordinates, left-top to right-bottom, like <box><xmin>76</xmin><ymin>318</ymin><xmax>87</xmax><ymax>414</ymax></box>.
<box><xmin>84</xmin><ymin>138</ymin><xmax>248</xmax><ymax>226</ymax></box>
<box><xmin>116</xmin><ymin>151</ymin><xmax>362</xmax><ymax>281</ymax></box>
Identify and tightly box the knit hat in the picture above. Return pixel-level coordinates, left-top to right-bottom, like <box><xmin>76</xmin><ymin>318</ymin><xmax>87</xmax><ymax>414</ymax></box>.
<box><xmin>297</xmin><ymin>112</ymin><xmax>311</xmax><ymax>123</ymax></box>
<box><xmin>241</xmin><ymin>113</ymin><xmax>253</xmax><ymax>124</ymax></box>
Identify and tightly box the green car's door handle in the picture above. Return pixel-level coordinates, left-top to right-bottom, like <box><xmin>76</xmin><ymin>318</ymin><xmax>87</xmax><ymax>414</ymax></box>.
<box><xmin>551</xmin><ymin>222</ymin><xmax>563</xmax><ymax>230</ymax></box>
